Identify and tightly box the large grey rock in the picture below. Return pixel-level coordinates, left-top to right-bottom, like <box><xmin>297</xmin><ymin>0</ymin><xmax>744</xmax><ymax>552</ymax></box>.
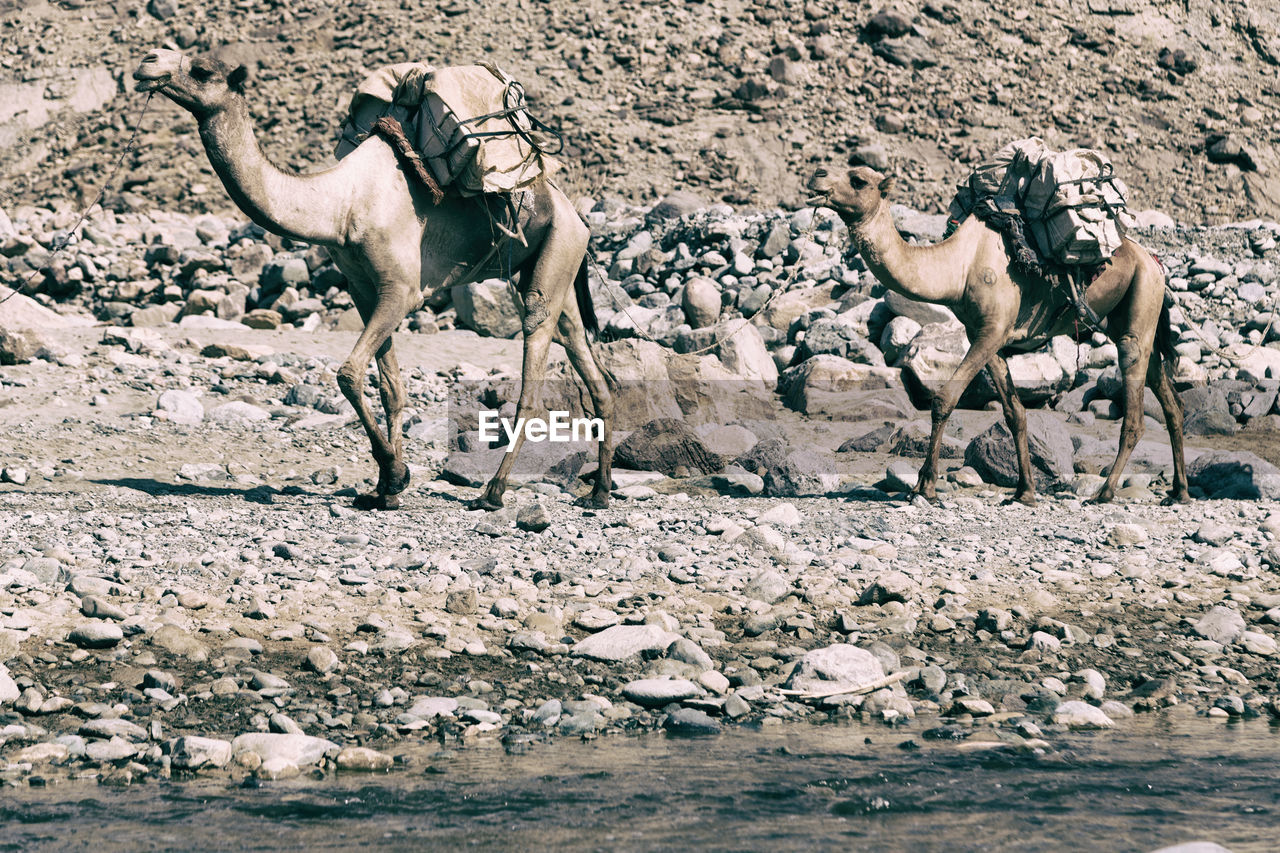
<box><xmin>778</xmin><ymin>355</ymin><xmax>912</xmax><ymax>419</ymax></box>
<box><xmin>676</xmin><ymin>321</ymin><xmax>778</xmax><ymax>384</ymax></box>
<box><xmin>735</xmin><ymin>438</ymin><xmax>842</xmax><ymax>496</ymax></box>
<box><xmin>622</xmin><ymin>678</ymin><xmax>705</xmax><ymax>707</ymax></box>
<box><xmin>681</xmin><ymin>277</ymin><xmax>721</xmax><ymax>328</ymax></box>
<box><xmin>1051</xmin><ymin>700</ymin><xmax>1114</xmax><ymax>729</ymax></box>
<box><xmin>787</xmin><ymin>644</ymin><xmax>886</xmax><ymax>693</ymax></box>
<box><xmin>613</xmin><ymin>418</ymin><xmax>723</xmax><ymax>477</ymax></box>
<box><xmin>1188</xmin><ymin>450</ymin><xmax>1280</xmax><ymax>499</ymax></box>
<box><xmin>1192</xmin><ymin>606</ymin><xmax>1246</xmax><ymax>645</ymax></box>
<box><xmin>171</xmin><ymin>736</ymin><xmax>233</xmax><ymax>770</ymax></box>
<box><xmin>231</xmin><ymin>733</ymin><xmax>340</xmax><ymax>779</ymax></box>
<box><xmin>796</xmin><ymin>318</ymin><xmax>885</xmax><ymax>365</ymax></box>
<box><xmin>453</xmin><ymin>279</ymin><xmax>521</xmax><ymax>338</ymax></box>
<box><xmin>1180</xmin><ymin>386</ymin><xmax>1240</xmax><ymax>436</ymax></box>
<box><xmin>571</xmin><ymin>624</ymin><xmax>679</xmax><ymax>662</ymax></box>
<box><xmin>964</xmin><ymin>412</ymin><xmax>1075</xmax><ymax>489</ymax></box>
<box><xmin>155</xmin><ymin>389</ymin><xmax>204</xmax><ymax>425</ymax></box>
<box><xmin>0</xmin><ymin>663</ymin><xmax>17</xmax><ymax>705</ymax></box>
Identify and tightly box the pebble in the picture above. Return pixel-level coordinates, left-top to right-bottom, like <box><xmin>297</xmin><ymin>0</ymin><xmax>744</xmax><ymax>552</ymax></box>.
<box><xmin>68</xmin><ymin>622</ymin><xmax>123</xmax><ymax>649</ymax></box>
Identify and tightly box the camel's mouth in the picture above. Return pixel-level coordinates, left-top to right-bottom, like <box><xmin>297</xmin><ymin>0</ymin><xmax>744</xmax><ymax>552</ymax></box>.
<box><xmin>132</xmin><ymin>71</ymin><xmax>170</xmax><ymax>93</ymax></box>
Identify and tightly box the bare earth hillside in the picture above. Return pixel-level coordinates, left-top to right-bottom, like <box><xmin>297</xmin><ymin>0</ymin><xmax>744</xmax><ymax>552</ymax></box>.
<box><xmin>2</xmin><ymin>0</ymin><xmax>1279</xmax><ymax>223</ymax></box>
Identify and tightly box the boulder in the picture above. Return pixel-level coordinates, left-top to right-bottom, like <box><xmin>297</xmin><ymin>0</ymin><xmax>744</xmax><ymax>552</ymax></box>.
<box><xmin>778</xmin><ymin>355</ymin><xmax>912</xmax><ymax>419</ymax></box>
<box><xmin>1188</xmin><ymin>450</ymin><xmax>1280</xmax><ymax>499</ymax></box>
<box><xmin>900</xmin><ymin>320</ymin><xmax>989</xmax><ymax>407</ymax></box>
<box><xmin>963</xmin><ymin>412</ymin><xmax>1075</xmax><ymax>489</ymax></box>
<box><xmin>787</xmin><ymin>644</ymin><xmax>886</xmax><ymax>693</ymax></box>
<box><xmin>879</xmin><ymin>314</ymin><xmax>921</xmax><ymax>364</ymax></box>
<box><xmin>736</xmin><ymin>438</ymin><xmax>842</xmax><ymax>496</ymax></box>
<box><xmin>681</xmin><ymin>276</ymin><xmax>721</xmax><ymax>328</ymax></box>
<box><xmin>795</xmin><ymin>318</ymin><xmax>885</xmax><ymax>365</ymax></box>
<box><xmin>612</xmin><ymin>418</ymin><xmax>723</xmax><ymax>477</ymax></box>
<box><xmin>675</xmin><ymin>321</ymin><xmax>778</xmax><ymax>384</ymax></box>
<box><xmin>571</xmin><ymin>624</ymin><xmax>679</xmax><ymax>662</ymax></box>
<box><xmin>453</xmin><ymin>279</ymin><xmax>521</xmax><ymax>338</ymax></box>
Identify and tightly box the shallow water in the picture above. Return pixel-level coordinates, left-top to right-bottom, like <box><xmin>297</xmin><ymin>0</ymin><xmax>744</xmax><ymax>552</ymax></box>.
<box><xmin>4</xmin><ymin>717</ymin><xmax>1278</xmax><ymax>852</ymax></box>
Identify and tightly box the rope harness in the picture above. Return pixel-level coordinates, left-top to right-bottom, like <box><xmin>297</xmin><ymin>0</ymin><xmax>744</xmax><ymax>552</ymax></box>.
<box><xmin>0</xmin><ymin>92</ymin><xmax>154</xmax><ymax>308</ymax></box>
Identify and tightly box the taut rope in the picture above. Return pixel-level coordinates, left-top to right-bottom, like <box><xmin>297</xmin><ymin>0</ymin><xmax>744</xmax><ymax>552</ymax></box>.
<box><xmin>0</xmin><ymin>92</ymin><xmax>154</xmax><ymax>308</ymax></box>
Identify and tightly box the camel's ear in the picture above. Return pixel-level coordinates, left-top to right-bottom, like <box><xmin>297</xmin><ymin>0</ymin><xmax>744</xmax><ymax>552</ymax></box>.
<box><xmin>227</xmin><ymin>65</ymin><xmax>249</xmax><ymax>94</ymax></box>
<box><xmin>878</xmin><ymin>176</ymin><xmax>894</xmax><ymax>196</ymax></box>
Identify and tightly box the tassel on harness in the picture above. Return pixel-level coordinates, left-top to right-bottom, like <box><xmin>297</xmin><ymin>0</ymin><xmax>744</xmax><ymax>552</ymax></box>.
<box><xmin>371</xmin><ymin>115</ymin><xmax>445</xmax><ymax>205</ymax></box>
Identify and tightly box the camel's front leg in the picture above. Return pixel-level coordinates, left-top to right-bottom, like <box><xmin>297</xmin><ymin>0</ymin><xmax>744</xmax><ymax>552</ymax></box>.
<box><xmin>916</xmin><ymin>333</ymin><xmax>1005</xmax><ymax>501</ymax></box>
<box><xmin>337</xmin><ymin>300</ymin><xmax>407</xmax><ymax>511</ymax></box>
<box><xmin>986</xmin><ymin>354</ymin><xmax>1036</xmax><ymax>505</ymax></box>
<box><xmin>1091</xmin><ymin>332</ymin><xmax>1151</xmax><ymax>504</ymax></box>
<box><xmin>374</xmin><ymin>339</ymin><xmax>411</xmax><ymax>497</ymax></box>
<box><xmin>470</xmin><ymin>321</ymin><xmax>555</xmax><ymax>510</ymax></box>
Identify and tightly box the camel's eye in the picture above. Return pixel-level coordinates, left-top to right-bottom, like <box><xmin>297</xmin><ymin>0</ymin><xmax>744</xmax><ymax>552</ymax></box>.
<box><xmin>849</xmin><ymin>174</ymin><xmax>867</xmax><ymax>189</ymax></box>
<box><xmin>189</xmin><ymin>61</ymin><xmax>216</xmax><ymax>82</ymax></box>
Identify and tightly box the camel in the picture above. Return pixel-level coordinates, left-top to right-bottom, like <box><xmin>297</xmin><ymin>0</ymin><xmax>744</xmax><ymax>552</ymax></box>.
<box><xmin>132</xmin><ymin>49</ymin><xmax>614</xmax><ymax>511</ymax></box>
<box><xmin>808</xmin><ymin>165</ymin><xmax>1189</xmax><ymax>505</ymax></box>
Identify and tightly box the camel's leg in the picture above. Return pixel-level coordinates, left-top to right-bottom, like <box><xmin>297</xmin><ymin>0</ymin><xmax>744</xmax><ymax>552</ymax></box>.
<box><xmin>374</xmin><ymin>340</ymin><xmax>411</xmax><ymax>496</ymax></box>
<box><xmin>1091</xmin><ymin>332</ymin><xmax>1152</xmax><ymax>504</ymax></box>
<box><xmin>337</xmin><ymin>288</ymin><xmax>412</xmax><ymax>511</ymax></box>
<box><xmin>556</xmin><ymin>303</ymin><xmax>614</xmax><ymax>508</ymax></box>
<box><xmin>1147</xmin><ymin>350</ymin><xmax>1190</xmax><ymax>504</ymax></box>
<box><xmin>472</xmin><ymin>215</ymin><xmax>586</xmax><ymax>510</ymax></box>
<box><xmin>986</xmin><ymin>354</ymin><xmax>1036</xmax><ymax>505</ymax></box>
<box><xmin>470</xmin><ymin>322</ymin><xmax>556</xmax><ymax>510</ymax></box>
<box><xmin>916</xmin><ymin>332</ymin><xmax>1007</xmax><ymax>500</ymax></box>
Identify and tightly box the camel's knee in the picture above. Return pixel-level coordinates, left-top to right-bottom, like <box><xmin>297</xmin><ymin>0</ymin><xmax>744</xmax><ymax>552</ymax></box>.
<box><xmin>336</xmin><ymin>362</ymin><xmax>364</xmax><ymax>399</ymax></box>
<box><xmin>522</xmin><ymin>290</ymin><xmax>552</xmax><ymax>335</ymax></box>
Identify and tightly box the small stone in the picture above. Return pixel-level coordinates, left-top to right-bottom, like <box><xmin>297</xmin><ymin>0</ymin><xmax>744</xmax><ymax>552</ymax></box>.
<box><xmin>1192</xmin><ymin>606</ymin><xmax>1246</xmax><ymax>645</ymax></box>
<box><xmin>336</xmin><ymin>746</ymin><xmax>393</xmax><ymax>772</ymax></box>
<box><xmin>663</xmin><ymin>707</ymin><xmax>722</xmax><ymax>735</ymax></box>
<box><xmin>1052</xmin><ymin>700</ymin><xmax>1114</xmax><ymax>729</ymax></box>
<box><xmin>516</xmin><ymin>502</ymin><xmax>551</xmax><ymax>533</ymax></box>
<box><xmin>1107</xmin><ymin>523</ymin><xmax>1148</xmax><ymax>547</ymax></box>
<box><xmin>305</xmin><ymin>646</ymin><xmax>340</xmax><ymax>674</ymax></box>
<box><xmin>622</xmin><ymin>678</ymin><xmax>705</xmax><ymax>707</ymax></box>
<box><xmin>69</xmin><ymin>622</ymin><xmax>123</xmax><ymax>649</ymax></box>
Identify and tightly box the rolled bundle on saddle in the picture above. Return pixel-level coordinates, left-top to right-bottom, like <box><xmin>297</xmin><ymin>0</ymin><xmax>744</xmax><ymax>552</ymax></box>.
<box><xmin>949</xmin><ymin>138</ymin><xmax>1138</xmax><ymax>325</ymax></box>
<box><xmin>335</xmin><ymin>62</ymin><xmax>562</xmax><ymax>199</ymax></box>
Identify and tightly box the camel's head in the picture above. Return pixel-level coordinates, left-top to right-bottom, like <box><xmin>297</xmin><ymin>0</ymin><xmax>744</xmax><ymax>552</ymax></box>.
<box><xmin>133</xmin><ymin>49</ymin><xmax>248</xmax><ymax>117</ymax></box>
<box><xmin>808</xmin><ymin>165</ymin><xmax>894</xmax><ymax>224</ymax></box>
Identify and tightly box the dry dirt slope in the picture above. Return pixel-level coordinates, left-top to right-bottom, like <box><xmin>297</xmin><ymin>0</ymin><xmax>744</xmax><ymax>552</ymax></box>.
<box><xmin>1</xmin><ymin>0</ymin><xmax>1278</xmax><ymax>224</ymax></box>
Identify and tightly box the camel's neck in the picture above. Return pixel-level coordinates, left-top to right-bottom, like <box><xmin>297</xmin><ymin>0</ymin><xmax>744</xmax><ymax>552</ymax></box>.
<box><xmin>851</xmin><ymin>205</ymin><xmax>968</xmax><ymax>305</ymax></box>
<box><xmin>198</xmin><ymin>100</ymin><xmax>349</xmax><ymax>246</ymax></box>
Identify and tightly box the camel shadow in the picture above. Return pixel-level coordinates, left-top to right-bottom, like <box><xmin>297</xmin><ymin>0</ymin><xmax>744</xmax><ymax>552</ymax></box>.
<box><xmin>93</xmin><ymin>478</ymin><xmax>321</xmax><ymax>504</ymax></box>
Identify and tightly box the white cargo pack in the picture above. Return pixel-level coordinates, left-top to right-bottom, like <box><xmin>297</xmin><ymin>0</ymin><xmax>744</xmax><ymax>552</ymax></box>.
<box><xmin>950</xmin><ymin>138</ymin><xmax>1136</xmax><ymax>266</ymax></box>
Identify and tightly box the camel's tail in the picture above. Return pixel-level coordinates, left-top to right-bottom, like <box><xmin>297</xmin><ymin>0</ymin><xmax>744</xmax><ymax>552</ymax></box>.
<box><xmin>574</xmin><ymin>256</ymin><xmax>599</xmax><ymax>340</ymax></box>
<box><xmin>1155</xmin><ymin>274</ymin><xmax>1178</xmax><ymax>371</ymax></box>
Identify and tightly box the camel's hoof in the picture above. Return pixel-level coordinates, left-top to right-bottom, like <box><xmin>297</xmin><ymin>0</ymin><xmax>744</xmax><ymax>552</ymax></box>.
<box><xmin>467</xmin><ymin>494</ymin><xmax>504</xmax><ymax>512</ymax></box>
<box><xmin>575</xmin><ymin>492</ymin><xmax>610</xmax><ymax>510</ymax></box>
<box><xmin>1161</xmin><ymin>490</ymin><xmax>1192</xmax><ymax>506</ymax></box>
<box><xmin>910</xmin><ymin>488</ymin><xmax>937</xmax><ymax>504</ymax></box>
<box><xmin>354</xmin><ymin>492</ymin><xmax>401</xmax><ymax>511</ymax></box>
<box><xmin>1005</xmin><ymin>492</ymin><xmax>1037</xmax><ymax>507</ymax></box>
<box><xmin>385</xmin><ymin>462</ymin><xmax>411</xmax><ymax>496</ymax></box>
<box><xmin>1087</xmin><ymin>490</ymin><xmax>1115</xmax><ymax>505</ymax></box>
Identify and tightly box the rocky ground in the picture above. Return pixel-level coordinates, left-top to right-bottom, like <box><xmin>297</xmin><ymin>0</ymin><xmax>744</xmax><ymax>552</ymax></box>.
<box><xmin>5</xmin><ymin>0</ymin><xmax>1280</xmax><ymax>795</ymax></box>
<box><xmin>4</xmin><ymin>186</ymin><xmax>1280</xmax><ymax>787</ymax></box>
<box><xmin>2</xmin><ymin>0</ymin><xmax>1280</xmax><ymax>225</ymax></box>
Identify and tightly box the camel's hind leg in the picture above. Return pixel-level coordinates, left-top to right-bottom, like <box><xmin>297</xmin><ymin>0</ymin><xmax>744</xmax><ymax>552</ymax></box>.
<box><xmin>1148</xmin><ymin>345</ymin><xmax>1190</xmax><ymax>504</ymax></box>
<box><xmin>1091</xmin><ymin>331</ymin><xmax>1153</xmax><ymax>504</ymax></box>
<box><xmin>916</xmin><ymin>331</ymin><xmax>1007</xmax><ymax>500</ymax></box>
<box><xmin>556</xmin><ymin>299</ymin><xmax>614</xmax><ymax>508</ymax></box>
<box><xmin>373</xmin><ymin>341</ymin><xmax>411</xmax><ymax>496</ymax></box>
<box><xmin>473</xmin><ymin>199</ymin><xmax>588</xmax><ymax>511</ymax></box>
<box><xmin>987</xmin><ymin>354</ymin><xmax>1037</xmax><ymax>505</ymax></box>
